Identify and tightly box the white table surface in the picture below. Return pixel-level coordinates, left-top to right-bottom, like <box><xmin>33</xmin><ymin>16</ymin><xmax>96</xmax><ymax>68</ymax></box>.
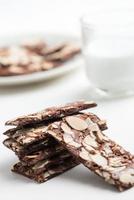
<box><xmin>1</xmin><ymin>0</ymin><xmax>134</xmax><ymax>199</ymax></box>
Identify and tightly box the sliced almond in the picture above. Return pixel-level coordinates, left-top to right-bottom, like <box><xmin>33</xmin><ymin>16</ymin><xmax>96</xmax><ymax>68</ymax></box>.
<box><xmin>22</xmin><ymin>137</ymin><xmax>35</xmax><ymax>144</ymax></box>
<box><xmin>51</xmin><ymin>123</ymin><xmax>59</xmax><ymax>129</ymax></box>
<box><xmin>109</xmin><ymin>157</ymin><xmax>124</xmax><ymax>167</ymax></box>
<box><xmin>63</xmin><ymin>133</ymin><xmax>73</xmax><ymax>143</ymax></box>
<box><xmin>107</xmin><ymin>179</ymin><xmax>115</xmax><ymax>185</ymax></box>
<box><xmin>97</xmin><ymin>131</ymin><xmax>109</xmax><ymax>142</ymax></box>
<box><xmin>33</xmin><ymin>160</ymin><xmax>48</xmax><ymax>169</ymax></box>
<box><xmin>48</xmin><ymin>169</ymin><xmax>57</xmax><ymax>175</ymax></box>
<box><xmin>83</xmin><ymin>135</ymin><xmax>98</xmax><ymax>148</ymax></box>
<box><xmin>102</xmin><ymin>144</ymin><xmax>112</xmax><ymax>156</ymax></box>
<box><xmin>65</xmin><ymin>116</ymin><xmax>88</xmax><ymax>131</ymax></box>
<box><xmin>95</xmin><ymin>169</ymin><xmax>102</xmax><ymax>176</ymax></box>
<box><xmin>63</xmin><ymin>133</ymin><xmax>81</xmax><ymax>147</ymax></box>
<box><xmin>90</xmin><ymin>152</ymin><xmax>108</xmax><ymax>167</ymax></box>
<box><xmin>89</xmin><ymin>123</ymin><xmax>99</xmax><ymax>131</ymax></box>
<box><xmin>26</xmin><ymin>132</ymin><xmax>38</xmax><ymax>137</ymax></box>
<box><xmin>86</xmin><ymin>118</ymin><xmax>94</xmax><ymax>125</ymax></box>
<box><xmin>119</xmin><ymin>168</ymin><xmax>134</xmax><ymax>184</ymax></box>
<box><xmin>43</xmin><ymin>171</ymin><xmax>51</xmax><ymax>179</ymax></box>
<box><xmin>69</xmin><ymin>140</ymin><xmax>81</xmax><ymax>148</ymax></box>
<box><xmin>83</xmin><ymin>144</ymin><xmax>95</xmax><ymax>152</ymax></box>
<box><xmin>107</xmin><ymin>166</ymin><xmax>126</xmax><ymax>173</ymax></box>
<box><xmin>25</xmin><ymin>155</ymin><xmax>38</xmax><ymax>158</ymax></box>
<box><xmin>98</xmin><ymin>120</ymin><xmax>107</xmax><ymax>127</ymax></box>
<box><xmin>61</xmin><ymin>122</ymin><xmax>73</xmax><ymax>134</ymax></box>
<box><xmin>47</xmin><ymin>130</ymin><xmax>62</xmax><ymax>141</ymax></box>
<box><xmin>79</xmin><ymin>147</ymin><xmax>90</xmax><ymax>160</ymax></box>
<box><xmin>103</xmin><ymin>171</ymin><xmax>110</xmax><ymax>180</ymax></box>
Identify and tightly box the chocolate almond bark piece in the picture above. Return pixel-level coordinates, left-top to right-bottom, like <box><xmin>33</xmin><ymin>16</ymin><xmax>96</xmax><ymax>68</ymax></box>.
<box><xmin>3</xmin><ymin>137</ymin><xmax>57</xmax><ymax>156</ymax></box>
<box><xmin>18</xmin><ymin>152</ymin><xmax>75</xmax><ymax>176</ymax></box>
<box><xmin>0</xmin><ymin>60</ymin><xmax>61</xmax><ymax>76</ymax></box>
<box><xmin>22</xmin><ymin>40</ymin><xmax>47</xmax><ymax>55</ymax></box>
<box><xmin>21</xmin><ymin>145</ymin><xmax>69</xmax><ymax>166</ymax></box>
<box><xmin>4</xmin><ymin>125</ymin><xmax>49</xmax><ymax>146</ymax></box>
<box><xmin>12</xmin><ymin>157</ymin><xmax>78</xmax><ymax>183</ymax></box>
<box><xmin>3</xmin><ymin>138</ymin><xmax>22</xmax><ymax>153</ymax></box>
<box><xmin>4</xmin><ymin>113</ymin><xmax>107</xmax><ymax>147</ymax></box>
<box><xmin>5</xmin><ymin>101</ymin><xmax>97</xmax><ymax>127</ymax></box>
<box><xmin>45</xmin><ymin>44</ymin><xmax>81</xmax><ymax>62</ymax></box>
<box><xmin>47</xmin><ymin>113</ymin><xmax>134</xmax><ymax>191</ymax></box>
<box><xmin>43</xmin><ymin>44</ymin><xmax>67</xmax><ymax>56</ymax></box>
<box><xmin>3</xmin><ymin>136</ymin><xmax>74</xmax><ymax>168</ymax></box>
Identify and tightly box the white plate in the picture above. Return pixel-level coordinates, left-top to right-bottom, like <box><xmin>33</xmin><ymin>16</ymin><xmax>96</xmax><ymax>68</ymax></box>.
<box><xmin>0</xmin><ymin>33</ymin><xmax>82</xmax><ymax>86</ymax></box>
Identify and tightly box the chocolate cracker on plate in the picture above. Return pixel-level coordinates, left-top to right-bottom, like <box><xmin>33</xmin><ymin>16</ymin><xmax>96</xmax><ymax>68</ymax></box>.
<box><xmin>44</xmin><ymin>43</ymin><xmax>81</xmax><ymax>62</ymax></box>
<box><xmin>47</xmin><ymin>113</ymin><xmax>134</xmax><ymax>191</ymax></box>
<box><xmin>22</xmin><ymin>40</ymin><xmax>47</xmax><ymax>55</ymax></box>
<box><xmin>0</xmin><ymin>41</ymin><xmax>81</xmax><ymax>76</ymax></box>
<box><xmin>43</xmin><ymin>44</ymin><xmax>67</xmax><ymax>56</ymax></box>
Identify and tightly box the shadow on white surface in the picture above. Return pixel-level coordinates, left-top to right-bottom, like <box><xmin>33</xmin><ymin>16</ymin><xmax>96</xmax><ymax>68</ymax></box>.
<box><xmin>1</xmin><ymin>159</ymin><xmax>117</xmax><ymax>192</ymax></box>
<box><xmin>59</xmin><ymin>165</ymin><xmax>118</xmax><ymax>192</ymax></box>
<box><xmin>72</xmin><ymin>84</ymin><xmax>134</xmax><ymax>103</ymax></box>
<box><xmin>0</xmin><ymin>158</ymin><xmax>33</xmax><ymax>184</ymax></box>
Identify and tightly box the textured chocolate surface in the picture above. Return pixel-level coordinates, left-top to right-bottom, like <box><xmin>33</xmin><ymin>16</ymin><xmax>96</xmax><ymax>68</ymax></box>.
<box><xmin>3</xmin><ymin>137</ymin><xmax>57</xmax><ymax>156</ymax></box>
<box><xmin>4</xmin><ymin>112</ymin><xmax>106</xmax><ymax>147</ymax></box>
<box><xmin>47</xmin><ymin>113</ymin><xmax>134</xmax><ymax>191</ymax></box>
<box><xmin>5</xmin><ymin>101</ymin><xmax>97</xmax><ymax>127</ymax></box>
<box><xmin>12</xmin><ymin>157</ymin><xmax>78</xmax><ymax>183</ymax></box>
<box><xmin>18</xmin><ymin>152</ymin><xmax>74</xmax><ymax>175</ymax></box>
<box><xmin>20</xmin><ymin>145</ymin><xmax>67</xmax><ymax>166</ymax></box>
<box><xmin>4</xmin><ymin>125</ymin><xmax>49</xmax><ymax>146</ymax></box>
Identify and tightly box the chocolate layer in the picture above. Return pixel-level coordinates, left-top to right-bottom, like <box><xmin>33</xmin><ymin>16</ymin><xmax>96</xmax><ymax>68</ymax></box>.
<box><xmin>47</xmin><ymin>113</ymin><xmax>134</xmax><ymax>191</ymax></box>
<box><xmin>4</xmin><ymin>112</ymin><xmax>106</xmax><ymax>147</ymax></box>
<box><xmin>3</xmin><ymin>137</ymin><xmax>57</xmax><ymax>156</ymax></box>
<box><xmin>20</xmin><ymin>145</ymin><xmax>68</xmax><ymax>166</ymax></box>
<box><xmin>12</xmin><ymin>157</ymin><xmax>78</xmax><ymax>183</ymax></box>
<box><xmin>5</xmin><ymin>101</ymin><xmax>97</xmax><ymax>127</ymax></box>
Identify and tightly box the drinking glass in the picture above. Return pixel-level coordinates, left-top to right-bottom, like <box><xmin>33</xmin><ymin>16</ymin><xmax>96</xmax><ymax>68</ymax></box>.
<box><xmin>81</xmin><ymin>10</ymin><xmax>134</xmax><ymax>99</ymax></box>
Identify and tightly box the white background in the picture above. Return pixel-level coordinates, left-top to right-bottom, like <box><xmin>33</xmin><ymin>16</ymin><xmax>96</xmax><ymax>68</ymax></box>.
<box><xmin>1</xmin><ymin>0</ymin><xmax>134</xmax><ymax>199</ymax></box>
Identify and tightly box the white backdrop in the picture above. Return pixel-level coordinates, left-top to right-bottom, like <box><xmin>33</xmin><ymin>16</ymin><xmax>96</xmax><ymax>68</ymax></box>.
<box><xmin>1</xmin><ymin>0</ymin><xmax>134</xmax><ymax>200</ymax></box>
<box><xmin>0</xmin><ymin>0</ymin><xmax>134</xmax><ymax>35</ymax></box>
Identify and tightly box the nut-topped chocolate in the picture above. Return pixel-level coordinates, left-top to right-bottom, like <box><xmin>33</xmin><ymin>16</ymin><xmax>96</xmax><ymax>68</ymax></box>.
<box><xmin>4</xmin><ymin>113</ymin><xmax>106</xmax><ymax>147</ymax></box>
<box><xmin>3</xmin><ymin>101</ymin><xmax>99</xmax><ymax>183</ymax></box>
<box><xmin>6</xmin><ymin>100</ymin><xmax>133</xmax><ymax>190</ymax></box>
<box><xmin>12</xmin><ymin>156</ymin><xmax>79</xmax><ymax>183</ymax></box>
<box><xmin>47</xmin><ymin>113</ymin><xmax>134</xmax><ymax>191</ymax></box>
<box><xmin>5</xmin><ymin>101</ymin><xmax>97</xmax><ymax>127</ymax></box>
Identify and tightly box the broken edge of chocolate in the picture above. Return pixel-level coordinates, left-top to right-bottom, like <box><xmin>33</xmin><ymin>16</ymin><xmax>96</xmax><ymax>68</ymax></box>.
<box><xmin>5</xmin><ymin>101</ymin><xmax>97</xmax><ymax>127</ymax></box>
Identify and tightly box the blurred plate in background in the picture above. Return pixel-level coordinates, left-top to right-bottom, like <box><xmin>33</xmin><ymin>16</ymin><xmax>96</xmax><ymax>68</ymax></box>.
<box><xmin>0</xmin><ymin>33</ymin><xmax>82</xmax><ymax>86</ymax></box>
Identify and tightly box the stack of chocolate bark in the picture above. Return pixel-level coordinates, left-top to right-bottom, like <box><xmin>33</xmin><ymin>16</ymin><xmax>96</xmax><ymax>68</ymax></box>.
<box><xmin>3</xmin><ymin>101</ymin><xmax>134</xmax><ymax>191</ymax></box>
<box><xmin>3</xmin><ymin>101</ymin><xmax>99</xmax><ymax>182</ymax></box>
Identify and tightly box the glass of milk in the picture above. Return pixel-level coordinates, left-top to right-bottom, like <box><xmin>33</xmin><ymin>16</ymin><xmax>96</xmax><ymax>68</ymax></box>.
<box><xmin>81</xmin><ymin>10</ymin><xmax>134</xmax><ymax>98</ymax></box>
